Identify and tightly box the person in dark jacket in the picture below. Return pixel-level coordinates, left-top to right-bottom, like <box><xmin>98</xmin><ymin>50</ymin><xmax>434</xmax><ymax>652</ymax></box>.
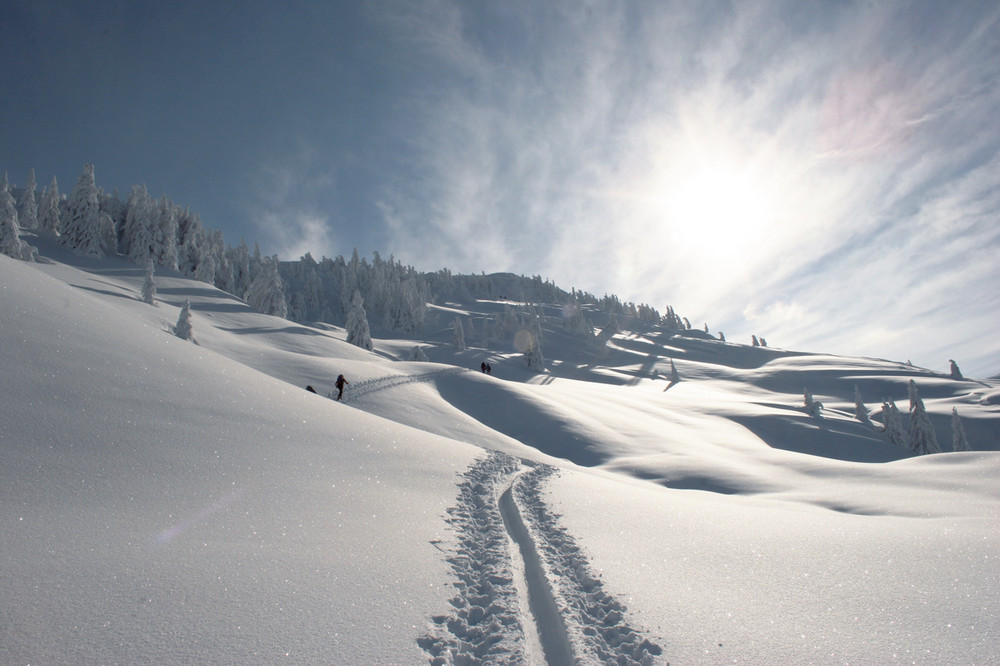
<box><xmin>335</xmin><ymin>374</ymin><xmax>349</xmax><ymax>400</ymax></box>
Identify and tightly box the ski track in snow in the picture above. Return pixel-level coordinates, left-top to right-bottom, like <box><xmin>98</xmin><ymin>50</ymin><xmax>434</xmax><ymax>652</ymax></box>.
<box><xmin>418</xmin><ymin>451</ymin><xmax>528</xmax><ymax>664</ymax></box>
<box><xmin>419</xmin><ymin>451</ymin><xmax>665</xmax><ymax>665</ymax></box>
<box><xmin>334</xmin><ymin>367</ymin><xmax>469</xmax><ymax>402</ymax></box>
<box><xmin>515</xmin><ymin>464</ymin><xmax>664</xmax><ymax>665</ymax></box>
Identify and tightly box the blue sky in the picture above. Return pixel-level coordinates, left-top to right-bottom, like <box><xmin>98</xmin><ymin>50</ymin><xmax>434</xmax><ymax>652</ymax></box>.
<box><xmin>2</xmin><ymin>1</ymin><xmax>999</xmax><ymax>377</ymax></box>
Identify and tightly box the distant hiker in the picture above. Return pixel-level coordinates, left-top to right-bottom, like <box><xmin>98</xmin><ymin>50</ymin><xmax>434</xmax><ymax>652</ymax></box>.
<box><xmin>481</xmin><ymin>362</ymin><xmax>487</xmax><ymax>373</ymax></box>
<box><xmin>305</xmin><ymin>385</ymin><xmax>317</xmax><ymax>394</ymax></box>
<box><xmin>335</xmin><ymin>374</ymin><xmax>349</xmax><ymax>401</ymax></box>
<box><xmin>486</xmin><ymin>363</ymin><xmax>492</xmax><ymax>375</ymax></box>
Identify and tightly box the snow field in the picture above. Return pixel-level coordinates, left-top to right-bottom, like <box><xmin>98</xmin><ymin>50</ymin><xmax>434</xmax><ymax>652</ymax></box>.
<box><xmin>3</xmin><ymin>243</ymin><xmax>999</xmax><ymax>664</ymax></box>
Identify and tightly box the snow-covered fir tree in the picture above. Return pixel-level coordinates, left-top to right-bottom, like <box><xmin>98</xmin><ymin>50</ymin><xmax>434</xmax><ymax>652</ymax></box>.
<box><xmin>155</xmin><ymin>196</ymin><xmax>179</xmax><ymax>270</ymax></box>
<box><xmin>669</xmin><ymin>359</ymin><xmax>680</xmax><ymax>384</ymax></box>
<box><xmin>803</xmin><ymin>388</ymin><xmax>822</xmax><ymax>417</ymax></box>
<box><xmin>244</xmin><ymin>256</ymin><xmax>288</xmax><ymax>318</ymax></box>
<box><xmin>37</xmin><ymin>175</ymin><xmax>61</xmax><ymax>236</ymax></box>
<box><xmin>907</xmin><ymin>381</ymin><xmax>941</xmax><ymax>455</ymax></box>
<box><xmin>564</xmin><ymin>296</ymin><xmax>591</xmax><ymax>336</ymax></box>
<box><xmin>0</xmin><ymin>181</ymin><xmax>37</xmax><ymax>261</ymax></box>
<box><xmin>718</xmin><ymin>331</ymin><xmax>725</xmax><ymax>342</ymax></box>
<box><xmin>229</xmin><ymin>240</ymin><xmax>253</xmax><ymax>299</ymax></box>
<box><xmin>453</xmin><ymin>316</ymin><xmax>467</xmax><ymax>351</ymax></box>
<box><xmin>881</xmin><ymin>399</ymin><xmax>907</xmax><ymax>447</ymax></box>
<box><xmin>62</xmin><ymin>164</ymin><xmax>104</xmax><ymax>257</ymax></box>
<box><xmin>141</xmin><ymin>259</ymin><xmax>157</xmax><ymax>305</ymax></box>
<box><xmin>174</xmin><ymin>207</ymin><xmax>203</xmax><ymax>276</ymax></box>
<box><xmin>951</xmin><ymin>407</ymin><xmax>971</xmax><ymax>452</ymax></box>
<box><xmin>409</xmin><ymin>345</ymin><xmax>429</xmax><ymax>362</ymax></box>
<box><xmin>99</xmin><ymin>213</ymin><xmax>117</xmax><ymax>254</ymax></box>
<box><xmin>949</xmin><ymin>360</ymin><xmax>963</xmax><ymax>380</ymax></box>
<box><xmin>854</xmin><ymin>385</ymin><xmax>873</xmax><ymax>426</ymax></box>
<box><xmin>128</xmin><ymin>191</ymin><xmax>156</xmax><ymax>262</ymax></box>
<box><xmin>174</xmin><ymin>300</ymin><xmax>194</xmax><ymax>341</ymax></box>
<box><xmin>593</xmin><ymin>313</ymin><xmax>619</xmax><ymax>352</ymax></box>
<box><xmin>193</xmin><ymin>241</ymin><xmax>217</xmax><ymax>285</ymax></box>
<box><xmin>18</xmin><ymin>168</ymin><xmax>38</xmax><ymax>229</ymax></box>
<box><xmin>345</xmin><ymin>289</ymin><xmax>373</xmax><ymax>351</ymax></box>
<box><xmin>524</xmin><ymin>335</ymin><xmax>545</xmax><ymax>372</ymax></box>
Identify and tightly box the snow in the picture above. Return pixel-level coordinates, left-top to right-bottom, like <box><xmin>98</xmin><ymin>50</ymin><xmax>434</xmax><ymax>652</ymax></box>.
<box><xmin>2</xmin><ymin>237</ymin><xmax>999</xmax><ymax>664</ymax></box>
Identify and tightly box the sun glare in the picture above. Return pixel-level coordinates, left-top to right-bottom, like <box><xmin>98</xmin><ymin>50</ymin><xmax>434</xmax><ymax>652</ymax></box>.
<box><xmin>665</xmin><ymin>164</ymin><xmax>775</xmax><ymax>260</ymax></box>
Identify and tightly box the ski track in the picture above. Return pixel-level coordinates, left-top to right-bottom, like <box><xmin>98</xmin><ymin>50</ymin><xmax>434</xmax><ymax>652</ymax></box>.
<box><xmin>418</xmin><ymin>451</ymin><xmax>528</xmax><ymax>664</ymax></box>
<box><xmin>333</xmin><ymin>367</ymin><xmax>468</xmax><ymax>402</ymax></box>
<box><xmin>515</xmin><ymin>464</ymin><xmax>665</xmax><ymax>665</ymax></box>
<box><xmin>419</xmin><ymin>451</ymin><xmax>665</xmax><ymax>665</ymax></box>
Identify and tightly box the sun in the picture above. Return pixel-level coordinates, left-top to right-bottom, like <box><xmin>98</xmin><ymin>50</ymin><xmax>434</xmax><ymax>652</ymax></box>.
<box><xmin>665</xmin><ymin>162</ymin><xmax>776</xmax><ymax>259</ymax></box>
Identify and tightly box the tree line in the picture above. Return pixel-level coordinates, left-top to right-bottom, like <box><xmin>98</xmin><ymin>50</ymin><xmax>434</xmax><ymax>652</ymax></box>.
<box><xmin>2</xmin><ymin>163</ymin><xmax>694</xmax><ymax>338</ymax></box>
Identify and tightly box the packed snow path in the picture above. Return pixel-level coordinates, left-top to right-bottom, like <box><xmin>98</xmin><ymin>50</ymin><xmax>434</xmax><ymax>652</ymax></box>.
<box><xmin>499</xmin><ymin>471</ymin><xmax>575</xmax><ymax>665</ymax></box>
<box><xmin>419</xmin><ymin>451</ymin><xmax>664</xmax><ymax>664</ymax></box>
<box><xmin>334</xmin><ymin>366</ymin><xmax>469</xmax><ymax>402</ymax></box>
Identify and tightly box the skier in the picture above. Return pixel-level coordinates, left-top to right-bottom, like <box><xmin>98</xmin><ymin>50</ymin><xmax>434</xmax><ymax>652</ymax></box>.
<box><xmin>335</xmin><ymin>374</ymin><xmax>349</xmax><ymax>401</ymax></box>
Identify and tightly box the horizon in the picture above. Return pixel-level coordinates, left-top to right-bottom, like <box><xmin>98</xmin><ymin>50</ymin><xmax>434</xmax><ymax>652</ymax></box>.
<box><xmin>2</xmin><ymin>1</ymin><xmax>998</xmax><ymax>377</ymax></box>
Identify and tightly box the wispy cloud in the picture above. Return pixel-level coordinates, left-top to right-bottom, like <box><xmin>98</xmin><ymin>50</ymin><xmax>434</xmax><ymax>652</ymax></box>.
<box><xmin>245</xmin><ymin>147</ymin><xmax>340</xmax><ymax>260</ymax></box>
<box><xmin>371</xmin><ymin>0</ymin><xmax>999</xmax><ymax>375</ymax></box>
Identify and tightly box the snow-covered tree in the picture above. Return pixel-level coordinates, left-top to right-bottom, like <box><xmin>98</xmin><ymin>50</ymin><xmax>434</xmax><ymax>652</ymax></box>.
<box><xmin>62</xmin><ymin>164</ymin><xmax>104</xmax><ymax>257</ymax></box>
<box><xmin>286</xmin><ymin>292</ymin><xmax>307</xmax><ymax>322</ymax></box>
<box><xmin>18</xmin><ymin>168</ymin><xmax>38</xmax><ymax>229</ymax></box>
<box><xmin>244</xmin><ymin>256</ymin><xmax>288</xmax><ymax>318</ymax></box>
<box><xmin>669</xmin><ymin>359</ymin><xmax>680</xmax><ymax>384</ymax></box>
<box><xmin>409</xmin><ymin>345</ymin><xmax>429</xmax><ymax>362</ymax></box>
<box><xmin>803</xmin><ymin>388</ymin><xmax>822</xmax><ymax>417</ymax></box>
<box><xmin>453</xmin><ymin>316</ymin><xmax>467</xmax><ymax>351</ymax></box>
<box><xmin>752</xmin><ymin>335</ymin><xmax>760</xmax><ymax>347</ymax></box>
<box><xmin>141</xmin><ymin>259</ymin><xmax>157</xmax><ymax>305</ymax></box>
<box><xmin>99</xmin><ymin>212</ymin><xmax>116</xmax><ymax>254</ymax></box>
<box><xmin>949</xmin><ymin>360</ymin><xmax>963</xmax><ymax>380</ymax></box>
<box><xmin>718</xmin><ymin>331</ymin><xmax>725</xmax><ymax>342</ymax></box>
<box><xmin>207</xmin><ymin>231</ymin><xmax>230</xmax><ymax>291</ymax></box>
<box><xmin>564</xmin><ymin>297</ymin><xmax>590</xmax><ymax>336</ymax></box>
<box><xmin>174</xmin><ymin>207</ymin><xmax>203</xmax><ymax>276</ymax></box>
<box><xmin>951</xmin><ymin>407</ymin><xmax>971</xmax><ymax>452</ymax></box>
<box><xmin>0</xmin><ymin>182</ymin><xmax>37</xmax><ymax>261</ymax></box>
<box><xmin>345</xmin><ymin>289</ymin><xmax>373</xmax><ymax>351</ymax></box>
<box><xmin>594</xmin><ymin>313</ymin><xmax>619</xmax><ymax>351</ymax></box>
<box><xmin>37</xmin><ymin>175</ymin><xmax>61</xmax><ymax>236</ymax></box>
<box><xmin>228</xmin><ymin>240</ymin><xmax>253</xmax><ymax>298</ymax></box>
<box><xmin>524</xmin><ymin>335</ymin><xmax>545</xmax><ymax>372</ymax></box>
<box><xmin>853</xmin><ymin>385</ymin><xmax>873</xmax><ymax>426</ymax></box>
<box><xmin>907</xmin><ymin>379</ymin><xmax>920</xmax><ymax>413</ymax></box>
<box><xmin>881</xmin><ymin>399</ymin><xmax>906</xmax><ymax>447</ymax></box>
<box><xmin>174</xmin><ymin>300</ymin><xmax>194</xmax><ymax>341</ymax></box>
<box><xmin>193</xmin><ymin>235</ymin><xmax>217</xmax><ymax>284</ymax></box>
<box><xmin>907</xmin><ymin>381</ymin><xmax>940</xmax><ymax>455</ymax></box>
<box><xmin>154</xmin><ymin>196</ymin><xmax>179</xmax><ymax>270</ymax></box>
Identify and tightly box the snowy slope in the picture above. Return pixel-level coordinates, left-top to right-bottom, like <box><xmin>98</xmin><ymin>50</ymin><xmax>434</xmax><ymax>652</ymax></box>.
<box><xmin>2</xmin><ymin>240</ymin><xmax>999</xmax><ymax>664</ymax></box>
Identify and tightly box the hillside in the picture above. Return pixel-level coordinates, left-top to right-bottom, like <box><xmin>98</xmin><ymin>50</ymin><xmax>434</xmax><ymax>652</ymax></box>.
<box><xmin>2</xmin><ymin>236</ymin><xmax>999</xmax><ymax>664</ymax></box>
